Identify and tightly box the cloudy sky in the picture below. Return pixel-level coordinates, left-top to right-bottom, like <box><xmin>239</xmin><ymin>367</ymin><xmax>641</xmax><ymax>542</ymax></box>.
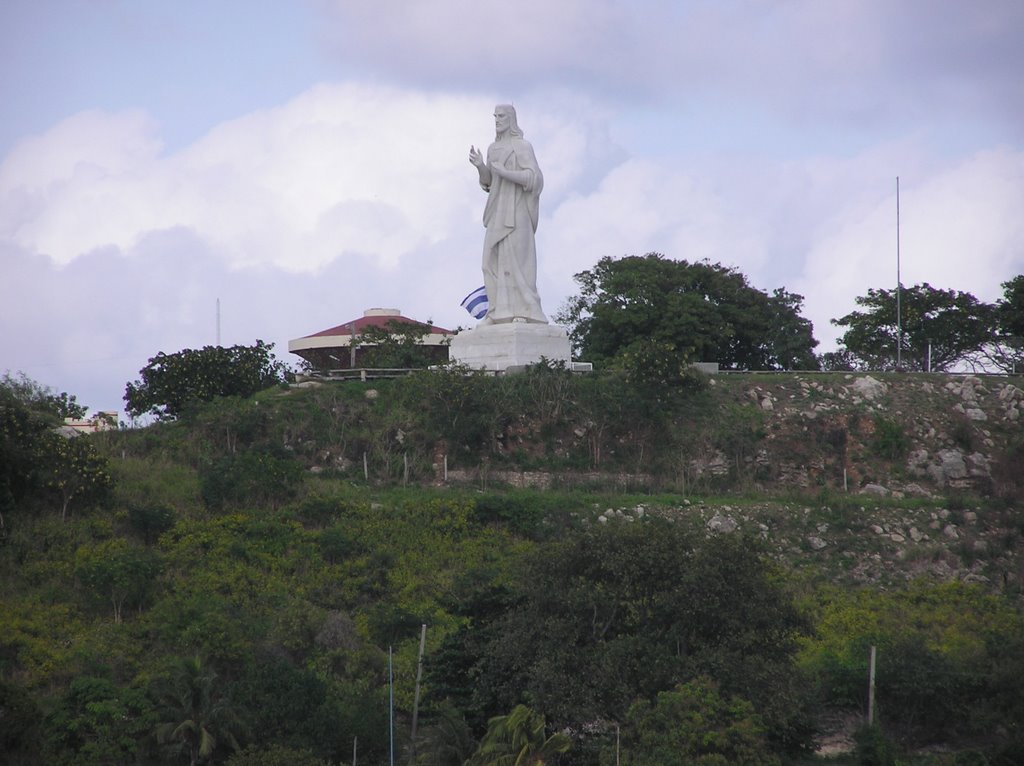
<box><xmin>2</xmin><ymin>0</ymin><xmax>1023</xmax><ymax>415</ymax></box>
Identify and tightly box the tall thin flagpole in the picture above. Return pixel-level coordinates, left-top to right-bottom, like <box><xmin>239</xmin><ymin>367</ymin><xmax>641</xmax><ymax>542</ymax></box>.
<box><xmin>389</xmin><ymin>646</ymin><xmax>395</xmax><ymax>766</ymax></box>
<box><xmin>896</xmin><ymin>177</ymin><xmax>902</xmax><ymax>369</ymax></box>
<box><xmin>216</xmin><ymin>298</ymin><xmax>221</xmax><ymax>346</ymax></box>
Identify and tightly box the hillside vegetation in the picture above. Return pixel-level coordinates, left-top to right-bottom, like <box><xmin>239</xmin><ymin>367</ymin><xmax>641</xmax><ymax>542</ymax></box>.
<box><xmin>2</xmin><ymin>366</ymin><xmax>1023</xmax><ymax>766</ymax></box>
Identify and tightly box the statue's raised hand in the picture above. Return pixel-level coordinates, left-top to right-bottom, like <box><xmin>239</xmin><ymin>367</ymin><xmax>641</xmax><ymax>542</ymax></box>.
<box><xmin>468</xmin><ymin>145</ymin><xmax>484</xmax><ymax>168</ymax></box>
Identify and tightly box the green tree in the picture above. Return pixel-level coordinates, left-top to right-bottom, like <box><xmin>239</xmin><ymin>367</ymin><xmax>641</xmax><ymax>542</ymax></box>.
<box><xmin>433</xmin><ymin>521</ymin><xmax>813</xmax><ymax>754</ymax></box>
<box><xmin>199</xmin><ymin>450</ymin><xmax>304</xmax><ymax>511</ymax></box>
<box><xmin>42</xmin><ymin>432</ymin><xmax>114</xmax><ymax>521</ymax></box>
<box><xmin>0</xmin><ymin>679</ymin><xmax>43</xmax><ymax>765</ymax></box>
<box><xmin>124</xmin><ymin>340</ymin><xmax>287</xmax><ymax>420</ymax></box>
<box><xmin>466</xmin><ymin>704</ymin><xmax>571</xmax><ymax>766</ymax></box>
<box><xmin>45</xmin><ymin>675</ymin><xmax>155</xmax><ymax>766</ymax></box>
<box><xmin>0</xmin><ymin>371</ymin><xmax>88</xmax><ymax>419</ymax></box>
<box><xmin>1</xmin><ymin>375</ymin><xmax>95</xmax><ymax>529</ymax></box>
<box><xmin>831</xmin><ymin>283</ymin><xmax>996</xmax><ymax>371</ymax></box>
<box><xmin>226</xmin><ymin>744</ymin><xmax>330</xmax><ymax>766</ymax></box>
<box><xmin>75</xmin><ymin>538</ymin><xmax>161</xmax><ymax>623</ymax></box>
<box><xmin>986</xmin><ymin>274</ymin><xmax>1024</xmax><ymax>372</ymax></box>
<box><xmin>356</xmin><ymin>318</ymin><xmax>450</xmax><ymax>369</ymax></box>
<box><xmin>613</xmin><ymin>677</ymin><xmax>780</xmax><ymax>766</ymax></box>
<box><xmin>154</xmin><ymin>655</ymin><xmax>246</xmax><ymax>766</ymax></box>
<box><xmin>557</xmin><ymin>254</ymin><xmax>818</xmax><ymax>370</ymax></box>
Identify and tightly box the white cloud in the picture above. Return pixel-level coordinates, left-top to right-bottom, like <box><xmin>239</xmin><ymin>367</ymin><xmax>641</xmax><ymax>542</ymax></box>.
<box><xmin>794</xmin><ymin>147</ymin><xmax>1024</xmax><ymax>348</ymax></box>
<box><xmin>2</xmin><ymin>72</ymin><xmax>1022</xmax><ymax>415</ymax></box>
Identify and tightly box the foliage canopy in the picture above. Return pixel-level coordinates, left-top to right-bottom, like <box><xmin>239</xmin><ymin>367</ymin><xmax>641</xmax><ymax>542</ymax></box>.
<box><xmin>831</xmin><ymin>283</ymin><xmax>996</xmax><ymax>371</ymax></box>
<box><xmin>557</xmin><ymin>254</ymin><xmax>819</xmax><ymax>371</ymax></box>
<box><xmin>124</xmin><ymin>340</ymin><xmax>287</xmax><ymax>420</ymax></box>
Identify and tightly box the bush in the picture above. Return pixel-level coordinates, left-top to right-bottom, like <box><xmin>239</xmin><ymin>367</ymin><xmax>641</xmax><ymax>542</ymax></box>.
<box><xmin>871</xmin><ymin>416</ymin><xmax>909</xmax><ymax>461</ymax></box>
<box><xmin>200</xmin><ymin>450</ymin><xmax>304</xmax><ymax>511</ymax></box>
<box><xmin>853</xmin><ymin>724</ymin><xmax>898</xmax><ymax>766</ymax></box>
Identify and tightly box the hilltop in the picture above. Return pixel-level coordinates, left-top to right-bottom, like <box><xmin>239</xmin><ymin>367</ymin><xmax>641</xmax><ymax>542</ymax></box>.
<box><xmin>2</xmin><ymin>367</ymin><xmax>1023</xmax><ymax>765</ymax></box>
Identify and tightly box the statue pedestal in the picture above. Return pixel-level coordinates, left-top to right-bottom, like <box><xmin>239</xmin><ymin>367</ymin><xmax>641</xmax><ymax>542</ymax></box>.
<box><xmin>449</xmin><ymin>323</ymin><xmax>572</xmax><ymax>372</ymax></box>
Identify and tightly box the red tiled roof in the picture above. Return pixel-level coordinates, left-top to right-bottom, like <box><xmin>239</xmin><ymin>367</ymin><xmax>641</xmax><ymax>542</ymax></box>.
<box><xmin>304</xmin><ymin>314</ymin><xmax>451</xmax><ymax>338</ymax></box>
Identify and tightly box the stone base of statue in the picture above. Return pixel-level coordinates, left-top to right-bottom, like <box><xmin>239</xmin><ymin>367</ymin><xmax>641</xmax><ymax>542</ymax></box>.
<box><xmin>449</xmin><ymin>322</ymin><xmax>572</xmax><ymax>372</ymax></box>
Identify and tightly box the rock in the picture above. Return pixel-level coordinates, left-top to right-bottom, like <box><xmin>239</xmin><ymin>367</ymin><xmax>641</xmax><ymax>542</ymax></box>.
<box><xmin>966</xmin><ymin>454</ymin><xmax>990</xmax><ymax>478</ymax></box>
<box><xmin>931</xmin><ymin>450</ymin><xmax>968</xmax><ymax>483</ymax></box>
<box><xmin>871</xmin><ymin>525</ymin><xmax>885</xmax><ymax>535</ymax></box>
<box><xmin>760</xmin><ymin>396</ymin><xmax>774</xmax><ymax>411</ymax></box>
<box><xmin>907</xmin><ymin>449</ymin><xmax>930</xmax><ymax>476</ymax></box>
<box><xmin>597</xmin><ymin>514</ymin><xmax>609</xmax><ymax>524</ymax></box>
<box><xmin>860</xmin><ymin>483</ymin><xmax>890</xmax><ymax>497</ymax></box>
<box><xmin>943</xmin><ymin>524</ymin><xmax>959</xmax><ymax>540</ymax></box>
<box><xmin>909</xmin><ymin>527</ymin><xmax>924</xmax><ymax>542</ymax></box>
<box><xmin>998</xmin><ymin>384</ymin><xmax>1022</xmax><ymax>401</ymax></box>
<box><xmin>962</xmin><ymin>511</ymin><xmax>978</xmax><ymax>523</ymax></box>
<box><xmin>965</xmin><ymin>407</ymin><xmax>987</xmax><ymax>421</ymax></box>
<box><xmin>808</xmin><ymin>536</ymin><xmax>828</xmax><ymax>550</ymax></box>
<box><xmin>365</xmin><ymin>389</ymin><xmax>379</xmax><ymax>400</ymax></box>
<box><xmin>890</xmin><ymin>534</ymin><xmax>906</xmax><ymax>543</ymax></box>
<box><xmin>707</xmin><ymin>514</ymin><xmax>738</xmax><ymax>533</ymax></box>
<box><xmin>972</xmin><ymin>539</ymin><xmax>988</xmax><ymax>553</ymax></box>
<box><xmin>849</xmin><ymin>376</ymin><xmax>888</xmax><ymax>400</ymax></box>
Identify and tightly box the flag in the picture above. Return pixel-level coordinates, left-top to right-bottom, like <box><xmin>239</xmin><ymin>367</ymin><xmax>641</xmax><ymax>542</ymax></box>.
<box><xmin>460</xmin><ymin>286</ymin><xmax>488</xmax><ymax>320</ymax></box>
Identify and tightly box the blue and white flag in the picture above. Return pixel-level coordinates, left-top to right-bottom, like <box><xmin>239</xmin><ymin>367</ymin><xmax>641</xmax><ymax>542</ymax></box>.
<box><xmin>460</xmin><ymin>286</ymin><xmax>488</xmax><ymax>320</ymax></box>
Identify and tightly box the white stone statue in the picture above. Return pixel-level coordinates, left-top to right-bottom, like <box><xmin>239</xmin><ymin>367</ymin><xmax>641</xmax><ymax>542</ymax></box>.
<box><xmin>468</xmin><ymin>104</ymin><xmax>548</xmax><ymax>325</ymax></box>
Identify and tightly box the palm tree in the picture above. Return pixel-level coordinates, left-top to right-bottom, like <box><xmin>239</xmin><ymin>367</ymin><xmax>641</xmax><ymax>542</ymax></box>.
<box><xmin>153</xmin><ymin>655</ymin><xmax>245</xmax><ymax>766</ymax></box>
<box><xmin>465</xmin><ymin>704</ymin><xmax>571</xmax><ymax>766</ymax></box>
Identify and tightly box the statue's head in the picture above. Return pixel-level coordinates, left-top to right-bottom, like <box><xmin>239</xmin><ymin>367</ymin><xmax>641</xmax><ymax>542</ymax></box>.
<box><xmin>494</xmin><ymin>104</ymin><xmax>524</xmax><ymax>138</ymax></box>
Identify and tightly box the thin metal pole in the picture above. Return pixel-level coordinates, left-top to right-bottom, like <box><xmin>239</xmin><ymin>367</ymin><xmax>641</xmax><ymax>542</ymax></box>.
<box><xmin>410</xmin><ymin>624</ymin><xmax>427</xmax><ymax>763</ymax></box>
<box><xmin>896</xmin><ymin>177</ymin><xmax>902</xmax><ymax>370</ymax></box>
<box><xmin>868</xmin><ymin>645</ymin><xmax>877</xmax><ymax>725</ymax></box>
<box><xmin>389</xmin><ymin>646</ymin><xmax>395</xmax><ymax>766</ymax></box>
<box><xmin>352</xmin><ymin>736</ymin><xmax>357</xmax><ymax>766</ymax></box>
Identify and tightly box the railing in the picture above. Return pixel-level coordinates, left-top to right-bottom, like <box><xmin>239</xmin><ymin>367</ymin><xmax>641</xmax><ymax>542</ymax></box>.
<box><xmin>298</xmin><ymin>368</ymin><xmax>420</xmax><ymax>382</ymax></box>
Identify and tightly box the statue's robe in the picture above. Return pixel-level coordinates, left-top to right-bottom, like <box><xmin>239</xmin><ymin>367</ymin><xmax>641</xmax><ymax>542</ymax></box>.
<box><xmin>480</xmin><ymin>136</ymin><xmax>547</xmax><ymax>324</ymax></box>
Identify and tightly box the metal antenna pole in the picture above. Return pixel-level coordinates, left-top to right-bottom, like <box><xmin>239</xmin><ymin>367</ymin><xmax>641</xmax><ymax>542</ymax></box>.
<box><xmin>389</xmin><ymin>646</ymin><xmax>395</xmax><ymax>766</ymax></box>
<box><xmin>896</xmin><ymin>177</ymin><xmax>902</xmax><ymax>369</ymax></box>
<box><xmin>410</xmin><ymin>624</ymin><xmax>427</xmax><ymax>764</ymax></box>
<box><xmin>868</xmin><ymin>645</ymin><xmax>877</xmax><ymax>725</ymax></box>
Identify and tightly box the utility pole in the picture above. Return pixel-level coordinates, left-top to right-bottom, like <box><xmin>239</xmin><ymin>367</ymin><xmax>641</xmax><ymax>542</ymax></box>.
<box><xmin>867</xmin><ymin>645</ymin><xmax>877</xmax><ymax>725</ymax></box>
<box><xmin>409</xmin><ymin>624</ymin><xmax>427</xmax><ymax>764</ymax></box>
<box><xmin>389</xmin><ymin>646</ymin><xmax>395</xmax><ymax>766</ymax></box>
<box><xmin>896</xmin><ymin>177</ymin><xmax>903</xmax><ymax>370</ymax></box>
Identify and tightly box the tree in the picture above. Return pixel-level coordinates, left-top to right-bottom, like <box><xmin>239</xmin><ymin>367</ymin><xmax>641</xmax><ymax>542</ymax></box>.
<box><xmin>154</xmin><ymin>655</ymin><xmax>246</xmax><ymax>766</ymax></box>
<box><xmin>0</xmin><ymin>371</ymin><xmax>88</xmax><ymax>419</ymax></box>
<box><xmin>984</xmin><ymin>274</ymin><xmax>1024</xmax><ymax>372</ymax></box>
<box><xmin>226</xmin><ymin>744</ymin><xmax>330</xmax><ymax>766</ymax></box>
<box><xmin>432</xmin><ymin>520</ymin><xmax>813</xmax><ymax>754</ymax></box>
<box><xmin>831</xmin><ymin>283</ymin><xmax>996</xmax><ymax>371</ymax></box>
<box><xmin>42</xmin><ymin>432</ymin><xmax>114</xmax><ymax>521</ymax></box>
<box><xmin>124</xmin><ymin>340</ymin><xmax>287</xmax><ymax>420</ymax></box>
<box><xmin>75</xmin><ymin>538</ymin><xmax>161</xmax><ymax>623</ymax></box>
<box><xmin>557</xmin><ymin>254</ymin><xmax>818</xmax><ymax>370</ymax></box>
<box><xmin>466</xmin><ymin>704</ymin><xmax>571</xmax><ymax>766</ymax></box>
<box><xmin>1</xmin><ymin>374</ymin><xmax>94</xmax><ymax>530</ymax></box>
<box><xmin>0</xmin><ymin>679</ymin><xmax>43</xmax><ymax>764</ymax></box>
<box><xmin>45</xmin><ymin>675</ymin><xmax>155</xmax><ymax>766</ymax></box>
<box><xmin>614</xmin><ymin>677</ymin><xmax>780</xmax><ymax>766</ymax></box>
<box><xmin>356</xmin><ymin>318</ymin><xmax>449</xmax><ymax>369</ymax></box>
